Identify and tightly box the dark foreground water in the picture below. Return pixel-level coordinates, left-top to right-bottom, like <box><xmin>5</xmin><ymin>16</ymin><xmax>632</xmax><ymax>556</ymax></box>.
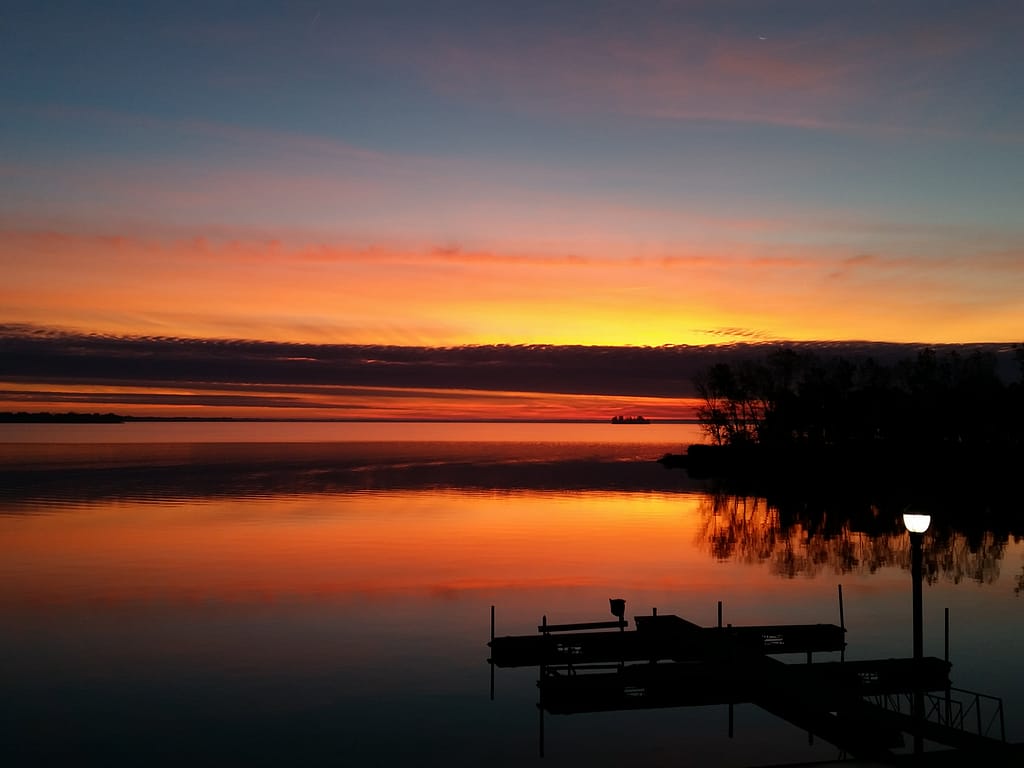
<box><xmin>1</xmin><ymin>423</ymin><xmax>1022</xmax><ymax>766</ymax></box>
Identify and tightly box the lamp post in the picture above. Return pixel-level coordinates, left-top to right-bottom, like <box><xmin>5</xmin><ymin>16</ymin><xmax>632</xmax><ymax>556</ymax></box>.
<box><xmin>903</xmin><ymin>513</ymin><xmax>930</xmax><ymax>661</ymax></box>
<box><xmin>903</xmin><ymin>512</ymin><xmax>931</xmax><ymax>756</ymax></box>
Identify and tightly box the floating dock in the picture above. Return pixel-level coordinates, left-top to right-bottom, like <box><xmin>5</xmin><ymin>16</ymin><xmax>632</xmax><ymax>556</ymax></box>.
<box><xmin>488</xmin><ymin>602</ymin><xmax>1014</xmax><ymax>764</ymax></box>
<box><xmin>537</xmin><ymin>656</ymin><xmax>952</xmax><ymax>714</ymax></box>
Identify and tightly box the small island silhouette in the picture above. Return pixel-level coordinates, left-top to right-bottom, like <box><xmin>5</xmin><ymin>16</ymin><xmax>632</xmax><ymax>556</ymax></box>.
<box><xmin>610</xmin><ymin>414</ymin><xmax>649</xmax><ymax>424</ymax></box>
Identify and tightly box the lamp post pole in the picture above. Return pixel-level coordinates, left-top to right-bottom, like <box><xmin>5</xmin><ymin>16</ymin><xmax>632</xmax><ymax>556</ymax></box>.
<box><xmin>903</xmin><ymin>513</ymin><xmax>931</xmax><ymax>758</ymax></box>
<box><xmin>911</xmin><ymin>531</ymin><xmax>924</xmax><ymax>664</ymax></box>
<box><xmin>911</xmin><ymin>529</ymin><xmax>925</xmax><ymax>756</ymax></box>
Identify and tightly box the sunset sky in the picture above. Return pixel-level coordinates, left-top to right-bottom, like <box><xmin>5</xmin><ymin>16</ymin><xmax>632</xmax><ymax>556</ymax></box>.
<box><xmin>2</xmin><ymin>1</ymin><xmax>1023</xmax><ymax>418</ymax></box>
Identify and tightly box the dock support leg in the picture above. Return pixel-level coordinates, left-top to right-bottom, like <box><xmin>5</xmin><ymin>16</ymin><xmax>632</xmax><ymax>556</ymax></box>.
<box><xmin>536</xmin><ymin>675</ymin><xmax>544</xmax><ymax>761</ymax></box>
<box><xmin>944</xmin><ymin>607</ymin><xmax>951</xmax><ymax>725</ymax></box>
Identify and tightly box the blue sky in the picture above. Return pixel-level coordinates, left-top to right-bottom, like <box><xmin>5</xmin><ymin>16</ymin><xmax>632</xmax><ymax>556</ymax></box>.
<box><xmin>2</xmin><ymin>0</ymin><xmax>1023</xmax><ymax>356</ymax></box>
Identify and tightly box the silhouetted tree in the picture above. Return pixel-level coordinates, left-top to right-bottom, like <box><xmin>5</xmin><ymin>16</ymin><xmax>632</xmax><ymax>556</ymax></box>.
<box><xmin>695</xmin><ymin>362</ymin><xmax>761</xmax><ymax>445</ymax></box>
<box><xmin>694</xmin><ymin>346</ymin><xmax>1024</xmax><ymax>451</ymax></box>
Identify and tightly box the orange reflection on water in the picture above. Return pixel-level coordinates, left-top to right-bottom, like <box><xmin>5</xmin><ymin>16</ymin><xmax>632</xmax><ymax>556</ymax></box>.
<box><xmin>0</xmin><ymin>490</ymin><xmax>764</xmax><ymax>609</ymax></box>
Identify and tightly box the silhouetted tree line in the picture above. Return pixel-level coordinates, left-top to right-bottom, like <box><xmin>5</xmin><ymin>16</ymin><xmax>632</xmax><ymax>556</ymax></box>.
<box><xmin>0</xmin><ymin>411</ymin><xmax>125</xmax><ymax>423</ymax></box>
<box><xmin>695</xmin><ymin>346</ymin><xmax>1024</xmax><ymax>451</ymax></box>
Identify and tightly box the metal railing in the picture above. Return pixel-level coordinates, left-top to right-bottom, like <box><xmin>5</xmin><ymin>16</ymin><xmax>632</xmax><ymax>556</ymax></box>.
<box><xmin>866</xmin><ymin>687</ymin><xmax>1005</xmax><ymax>742</ymax></box>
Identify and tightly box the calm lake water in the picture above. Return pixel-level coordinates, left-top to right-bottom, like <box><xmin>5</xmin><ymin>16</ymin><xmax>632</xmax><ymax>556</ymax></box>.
<box><xmin>1</xmin><ymin>422</ymin><xmax>1022</xmax><ymax>766</ymax></box>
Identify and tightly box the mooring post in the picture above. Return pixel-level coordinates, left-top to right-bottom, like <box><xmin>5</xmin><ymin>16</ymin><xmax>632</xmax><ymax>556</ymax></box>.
<box><xmin>838</xmin><ymin>584</ymin><xmax>846</xmax><ymax>663</ymax></box>
<box><xmin>838</xmin><ymin>584</ymin><xmax>845</xmax><ymax>632</ymax></box>
<box><xmin>718</xmin><ymin>600</ymin><xmax>723</xmax><ymax>628</ymax></box>
<box><xmin>944</xmin><ymin>607</ymin><xmax>949</xmax><ymax>664</ymax></box>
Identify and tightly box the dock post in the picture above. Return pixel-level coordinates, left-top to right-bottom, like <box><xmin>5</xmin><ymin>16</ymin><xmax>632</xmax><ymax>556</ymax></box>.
<box><xmin>718</xmin><ymin>601</ymin><xmax>723</xmax><ymax>628</ymax></box>
<box><xmin>539</xmin><ymin>612</ymin><xmax>546</xmax><ymax>759</ymax></box>
<box><xmin>838</xmin><ymin>584</ymin><xmax>845</xmax><ymax>631</ymax></box>
<box><xmin>490</xmin><ymin>605</ymin><xmax>496</xmax><ymax>701</ymax></box>
<box><xmin>976</xmin><ymin>693</ymin><xmax>982</xmax><ymax>736</ymax></box>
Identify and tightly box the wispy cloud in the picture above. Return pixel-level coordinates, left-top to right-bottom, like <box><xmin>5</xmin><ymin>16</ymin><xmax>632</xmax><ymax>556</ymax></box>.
<box><xmin>696</xmin><ymin>327</ymin><xmax>777</xmax><ymax>342</ymax></box>
<box><xmin>23</xmin><ymin>104</ymin><xmax>398</xmax><ymax>168</ymax></box>
<box><xmin>400</xmin><ymin>5</ymin><xmax>1000</xmax><ymax>137</ymax></box>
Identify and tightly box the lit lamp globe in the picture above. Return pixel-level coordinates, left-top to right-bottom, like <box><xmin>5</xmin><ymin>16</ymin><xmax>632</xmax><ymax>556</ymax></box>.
<box><xmin>903</xmin><ymin>513</ymin><xmax>932</xmax><ymax>534</ymax></box>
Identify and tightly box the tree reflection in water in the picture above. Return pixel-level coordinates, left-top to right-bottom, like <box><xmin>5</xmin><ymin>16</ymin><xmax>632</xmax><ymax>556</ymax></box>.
<box><xmin>697</xmin><ymin>492</ymin><xmax>1010</xmax><ymax>584</ymax></box>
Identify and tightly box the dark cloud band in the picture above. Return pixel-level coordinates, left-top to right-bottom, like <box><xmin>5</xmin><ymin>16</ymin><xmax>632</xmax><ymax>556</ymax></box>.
<box><xmin>1</xmin><ymin>324</ymin><xmax>1018</xmax><ymax>401</ymax></box>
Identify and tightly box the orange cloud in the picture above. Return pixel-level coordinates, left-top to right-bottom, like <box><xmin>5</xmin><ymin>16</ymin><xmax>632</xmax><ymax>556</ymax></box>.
<box><xmin>3</xmin><ymin>225</ymin><xmax>1023</xmax><ymax>348</ymax></box>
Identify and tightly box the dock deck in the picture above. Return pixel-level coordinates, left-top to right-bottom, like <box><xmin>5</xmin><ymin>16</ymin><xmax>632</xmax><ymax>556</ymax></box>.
<box><xmin>489</xmin><ymin>612</ymin><xmax>847</xmax><ymax>668</ymax></box>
